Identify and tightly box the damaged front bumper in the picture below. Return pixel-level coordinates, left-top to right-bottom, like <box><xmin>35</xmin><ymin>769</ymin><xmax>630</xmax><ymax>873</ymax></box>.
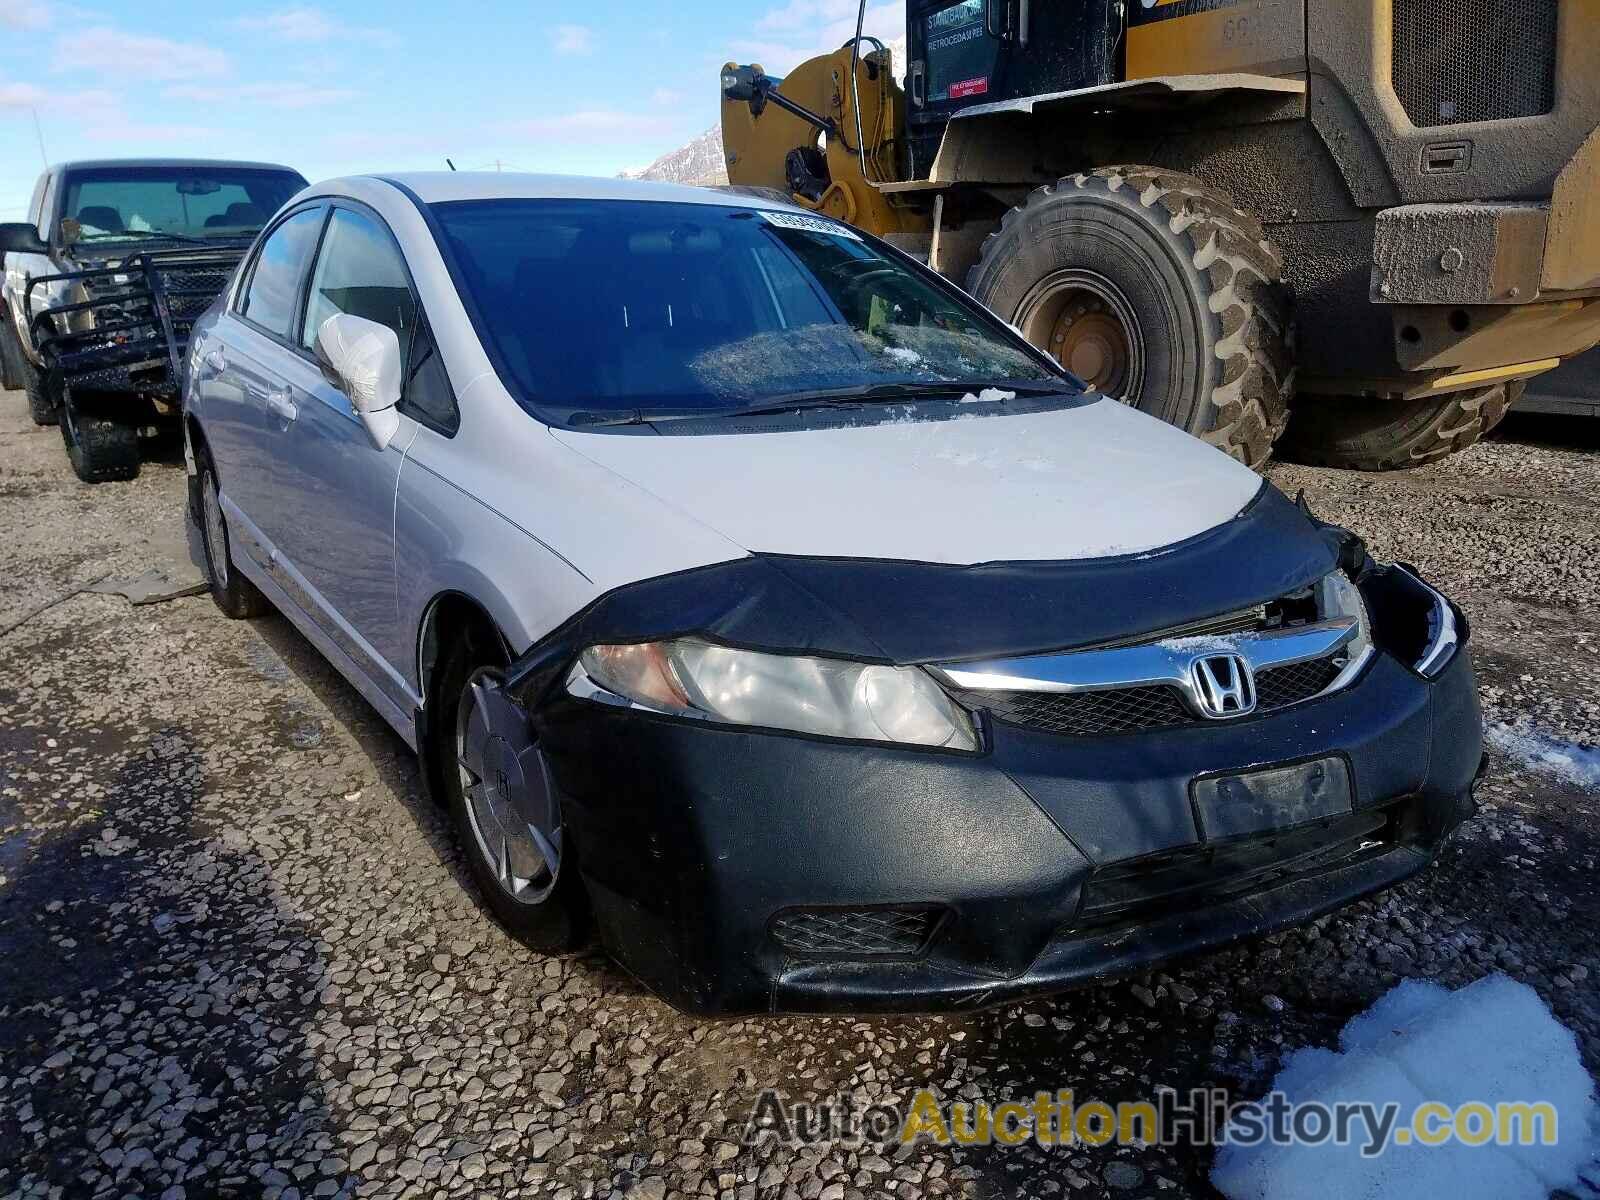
<box><xmin>529</xmin><ymin>577</ymin><xmax>1484</xmax><ymax>1017</ymax></box>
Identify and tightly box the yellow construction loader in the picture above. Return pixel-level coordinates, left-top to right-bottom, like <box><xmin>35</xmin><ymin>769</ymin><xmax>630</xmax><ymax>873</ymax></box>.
<box><xmin>722</xmin><ymin>0</ymin><xmax>1600</xmax><ymax>469</ymax></box>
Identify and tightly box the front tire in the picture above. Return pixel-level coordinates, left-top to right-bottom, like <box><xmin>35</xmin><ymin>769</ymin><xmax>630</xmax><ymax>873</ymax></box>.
<box><xmin>60</xmin><ymin>389</ymin><xmax>139</xmax><ymax>482</ymax></box>
<box><xmin>433</xmin><ymin>632</ymin><xmax>587</xmax><ymax>953</ymax></box>
<box><xmin>22</xmin><ymin>356</ymin><xmax>60</xmax><ymax>427</ymax></box>
<box><xmin>1277</xmin><ymin>382</ymin><xmax>1521</xmax><ymax>471</ymax></box>
<box><xmin>966</xmin><ymin>166</ymin><xmax>1293</xmax><ymax>470</ymax></box>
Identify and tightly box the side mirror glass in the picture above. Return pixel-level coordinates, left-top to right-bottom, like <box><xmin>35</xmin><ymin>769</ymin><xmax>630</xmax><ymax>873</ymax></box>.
<box><xmin>313</xmin><ymin>313</ymin><xmax>404</xmax><ymax>450</ymax></box>
<box><xmin>0</xmin><ymin>222</ymin><xmax>48</xmax><ymax>255</ymax></box>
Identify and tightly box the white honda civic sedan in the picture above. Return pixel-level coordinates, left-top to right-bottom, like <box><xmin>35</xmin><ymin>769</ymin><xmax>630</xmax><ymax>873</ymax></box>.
<box><xmin>183</xmin><ymin>173</ymin><xmax>1483</xmax><ymax>1015</ymax></box>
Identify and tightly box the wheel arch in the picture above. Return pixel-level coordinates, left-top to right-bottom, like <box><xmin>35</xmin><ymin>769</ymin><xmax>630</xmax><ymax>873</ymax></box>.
<box><xmin>414</xmin><ymin>589</ymin><xmax>515</xmax><ymax>806</ymax></box>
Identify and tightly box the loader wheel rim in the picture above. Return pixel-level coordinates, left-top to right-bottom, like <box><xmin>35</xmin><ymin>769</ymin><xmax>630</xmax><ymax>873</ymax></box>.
<box><xmin>1016</xmin><ymin>271</ymin><xmax>1143</xmax><ymax>400</ymax></box>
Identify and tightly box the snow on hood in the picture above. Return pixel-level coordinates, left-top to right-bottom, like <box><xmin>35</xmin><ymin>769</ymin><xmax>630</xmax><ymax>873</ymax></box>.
<box><xmin>551</xmin><ymin>397</ymin><xmax>1263</xmax><ymax>565</ymax></box>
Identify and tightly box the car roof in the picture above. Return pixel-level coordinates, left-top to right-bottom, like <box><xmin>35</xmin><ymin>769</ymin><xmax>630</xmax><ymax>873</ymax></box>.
<box><xmin>357</xmin><ymin>171</ymin><xmax>803</xmax><ymax>211</ymax></box>
<box><xmin>56</xmin><ymin>158</ymin><xmax>305</xmax><ymax>175</ymax></box>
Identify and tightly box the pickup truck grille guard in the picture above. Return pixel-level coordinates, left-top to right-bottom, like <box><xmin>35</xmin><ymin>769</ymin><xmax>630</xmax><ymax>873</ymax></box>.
<box><xmin>24</xmin><ymin>246</ymin><xmax>247</xmax><ymax>399</ymax></box>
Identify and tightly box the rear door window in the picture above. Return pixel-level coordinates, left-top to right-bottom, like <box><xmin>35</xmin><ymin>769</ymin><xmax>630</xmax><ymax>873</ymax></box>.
<box><xmin>239</xmin><ymin>207</ymin><xmax>325</xmax><ymax>341</ymax></box>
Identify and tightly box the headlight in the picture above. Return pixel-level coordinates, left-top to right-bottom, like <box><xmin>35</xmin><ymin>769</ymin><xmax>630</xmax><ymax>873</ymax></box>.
<box><xmin>569</xmin><ymin>639</ymin><xmax>979</xmax><ymax>751</ymax></box>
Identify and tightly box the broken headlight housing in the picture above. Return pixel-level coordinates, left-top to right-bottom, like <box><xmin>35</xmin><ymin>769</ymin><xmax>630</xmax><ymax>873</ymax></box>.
<box><xmin>568</xmin><ymin>639</ymin><xmax>979</xmax><ymax>751</ymax></box>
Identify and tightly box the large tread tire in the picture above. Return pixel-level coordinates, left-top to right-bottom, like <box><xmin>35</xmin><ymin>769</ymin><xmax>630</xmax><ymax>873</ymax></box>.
<box><xmin>432</xmin><ymin>629</ymin><xmax>589</xmax><ymax>955</ymax></box>
<box><xmin>0</xmin><ymin>321</ymin><xmax>21</xmax><ymax>393</ymax></box>
<box><xmin>59</xmin><ymin>389</ymin><xmax>140</xmax><ymax>483</ymax></box>
<box><xmin>966</xmin><ymin>166</ymin><xmax>1293</xmax><ymax>470</ymax></box>
<box><xmin>23</xmin><ymin>357</ymin><xmax>59</xmax><ymax>427</ymax></box>
<box><xmin>193</xmin><ymin>450</ymin><xmax>272</xmax><ymax>619</ymax></box>
<box><xmin>1278</xmin><ymin>382</ymin><xmax>1521</xmax><ymax>472</ymax></box>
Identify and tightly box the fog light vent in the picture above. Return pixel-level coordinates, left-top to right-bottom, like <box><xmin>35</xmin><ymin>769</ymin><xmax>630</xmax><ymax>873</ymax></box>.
<box><xmin>770</xmin><ymin>907</ymin><xmax>941</xmax><ymax>957</ymax></box>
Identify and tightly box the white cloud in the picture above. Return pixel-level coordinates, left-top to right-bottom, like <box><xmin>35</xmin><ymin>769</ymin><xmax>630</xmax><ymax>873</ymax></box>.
<box><xmin>0</xmin><ymin>0</ymin><xmax>49</xmax><ymax>30</ymax></box>
<box><xmin>55</xmin><ymin>27</ymin><xmax>230</xmax><ymax>82</ymax></box>
<box><xmin>651</xmin><ymin>87</ymin><xmax>684</xmax><ymax>107</ymax></box>
<box><xmin>233</xmin><ymin>7</ymin><xmax>399</xmax><ymax>49</ymax></box>
<box><xmin>735</xmin><ymin>0</ymin><xmax>905</xmax><ymax>74</ymax></box>
<box><xmin>553</xmin><ymin>24</ymin><xmax>593</xmax><ymax>55</ymax></box>
<box><xmin>164</xmin><ymin>82</ymin><xmax>358</xmax><ymax>110</ymax></box>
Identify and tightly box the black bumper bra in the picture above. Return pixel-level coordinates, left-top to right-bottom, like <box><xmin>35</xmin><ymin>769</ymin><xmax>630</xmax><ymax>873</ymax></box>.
<box><xmin>505</xmin><ymin>481</ymin><xmax>1354</xmax><ymax>709</ymax></box>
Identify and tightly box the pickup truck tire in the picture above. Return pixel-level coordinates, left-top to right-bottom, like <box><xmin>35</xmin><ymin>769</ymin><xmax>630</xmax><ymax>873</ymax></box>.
<box><xmin>25</xmin><ymin>362</ymin><xmax>59</xmax><ymax>427</ymax></box>
<box><xmin>1278</xmin><ymin>382</ymin><xmax>1521</xmax><ymax>471</ymax></box>
<box><xmin>0</xmin><ymin>321</ymin><xmax>21</xmax><ymax>393</ymax></box>
<box><xmin>59</xmin><ymin>389</ymin><xmax>139</xmax><ymax>483</ymax></box>
<box><xmin>193</xmin><ymin>452</ymin><xmax>272</xmax><ymax>618</ymax></box>
<box><xmin>966</xmin><ymin>166</ymin><xmax>1293</xmax><ymax>470</ymax></box>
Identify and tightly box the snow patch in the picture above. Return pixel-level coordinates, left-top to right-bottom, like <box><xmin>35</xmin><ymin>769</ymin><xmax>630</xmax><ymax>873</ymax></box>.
<box><xmin>1159</xmin><ymin>634</ymin><xmax>1239</xmax><ymax>655</ymax></box>
<box><xmin>1212</xmin><ymin>975</ymin><xmax>1600</xmax><ymax>1200</ymax></box>
<box><xmin>959</xmin><ymin>387</ymin><xmax>1016</xmax><ymax>404</ymax></box>
<box><xmin>1487</xmin><ymin>723</ymin><xmax>1600</xmax><ymax>791</ymax></box>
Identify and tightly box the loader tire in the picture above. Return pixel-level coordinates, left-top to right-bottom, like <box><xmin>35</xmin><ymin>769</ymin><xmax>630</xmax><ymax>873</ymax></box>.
<box><xmin>966</xmin><ymin>166</ymin><xmax>1293</xmax><ymax>470</ymax></box>
<box><xmin>1277</xmin><ymin>382</ymin><xmax>1520</xmax><ymax>472</ymax></box>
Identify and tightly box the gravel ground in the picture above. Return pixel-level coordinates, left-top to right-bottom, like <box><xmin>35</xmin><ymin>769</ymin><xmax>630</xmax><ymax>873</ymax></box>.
<box><xmin>1</xmin><ymin>392</ymin><xmax>1597</xmax><ymax>1200</ymax></box>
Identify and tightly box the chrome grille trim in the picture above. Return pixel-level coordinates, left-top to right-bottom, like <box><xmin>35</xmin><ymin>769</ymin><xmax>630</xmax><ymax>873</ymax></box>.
<box><xmin>933</xmin><ymin>619</ymin><xmax>1372</xmax><ymax>724</ymax></box>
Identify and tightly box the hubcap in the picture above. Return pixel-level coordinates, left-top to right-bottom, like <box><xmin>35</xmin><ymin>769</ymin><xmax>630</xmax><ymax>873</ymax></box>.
<box><xmin>1015</xmin><ymin>270</ymin><xmax>1145</xmax><ymax>400</ymax></box>
<box><xmin>456</xmin><ymin>668</ymin><xmax>561</xmax><ymax>906</ymax></box>
<box><xmin>201</xmin><ymin>471</ymin><xmax>230</xmax><ymax>588</ymax></box>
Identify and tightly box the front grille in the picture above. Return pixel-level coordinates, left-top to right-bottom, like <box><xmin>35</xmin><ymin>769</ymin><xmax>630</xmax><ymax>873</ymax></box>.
<box><xmin>963</xmin><ymin>684</ymin><xmax>1193</xmax><ymax>737</ymax></box>
<box><xmin>956</xmin><ymin>652</ymin><xmax>1346</xmax><ymax>737</ymax></box>
<box><xmin>1392</xmin><ymin>0</ymin><xmax>1557</xmax><ymax>128</ymax></box>
<box><xmin>770</xmin><ymin>907</ymin><xmax>940</xmax><ymax>957</ymax></box>
<box><xmin>1255</xmin><ymin>656</ymin><xmax>1343</xmax><ymax>710</ymax></box>
<box><xmin>1074</xmin><ymin>805</ymin><xmax>1398</xmax><ymax>931</ymax></box>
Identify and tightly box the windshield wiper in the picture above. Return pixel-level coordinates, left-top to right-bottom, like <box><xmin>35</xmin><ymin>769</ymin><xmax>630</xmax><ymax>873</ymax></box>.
<box><xmin>80</xmin><ymin>229</ymin><xmax>211</xmax><ymax>246</ymax></box>
<box><xmin>722</xmin><ymin>380</ymin><xmax>1065</xmax><ymax>419</ymax></box>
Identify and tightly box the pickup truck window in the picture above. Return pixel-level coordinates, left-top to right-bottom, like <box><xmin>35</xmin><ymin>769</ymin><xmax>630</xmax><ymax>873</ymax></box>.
<box><xmin>61</xmin><ymin>166</ymin><xmax>304</xmax><ymax>243</ymax></box>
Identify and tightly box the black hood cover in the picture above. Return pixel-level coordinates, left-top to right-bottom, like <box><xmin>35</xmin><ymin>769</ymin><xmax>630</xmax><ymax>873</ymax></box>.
<box><xmin>508</xmin><ymin>483</ymin><xmax>1346</xmax><ymax>705</ymax></box>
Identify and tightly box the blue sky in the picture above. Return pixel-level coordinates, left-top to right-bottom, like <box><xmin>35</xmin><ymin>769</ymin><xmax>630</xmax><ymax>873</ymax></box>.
<box><xmin>0</xmin><ymin>0</ymin><xmax>905</xmax><ymax>220</ymax></box>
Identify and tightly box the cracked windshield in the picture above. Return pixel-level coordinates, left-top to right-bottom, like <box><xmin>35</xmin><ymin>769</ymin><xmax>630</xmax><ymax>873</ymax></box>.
<box><xmin>432</xmin><ymin>198</ymin><xmax>1067</xmax><ymax>420</ymax></box>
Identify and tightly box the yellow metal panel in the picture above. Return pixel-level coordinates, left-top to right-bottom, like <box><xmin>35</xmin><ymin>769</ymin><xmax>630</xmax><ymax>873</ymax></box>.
<box><xmin>1127</xmin><ymin>0</ymin><xmax>1305</xmax><ymax>81</ymax></box>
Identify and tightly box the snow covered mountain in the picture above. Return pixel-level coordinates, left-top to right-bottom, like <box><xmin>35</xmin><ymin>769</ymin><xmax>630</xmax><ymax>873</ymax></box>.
<box><xmin>621</xmin><ymin>126</ymin><xmax>729</xmax><ymax>187</ymax></box>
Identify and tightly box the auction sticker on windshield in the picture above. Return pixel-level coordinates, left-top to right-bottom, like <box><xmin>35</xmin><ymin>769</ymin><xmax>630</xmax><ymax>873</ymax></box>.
<box><xmin>759</xmin><ymin>209</ymin><xmax>863</xmax><ymax>240</ymax></box>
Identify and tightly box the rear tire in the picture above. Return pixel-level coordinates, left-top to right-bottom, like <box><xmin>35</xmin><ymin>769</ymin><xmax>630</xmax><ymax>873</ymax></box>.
<box><xmin>433</xmin><ymin>631</ymin><xmax>588</xmax><ymax>954</ymax></box>
<box><xmin>194</xmin><ymin>452</ymin><xmax>272</xmax><ymax>619</ymax></box>
<box><xmin>1277</xmin><ymin>382</ymin><xmax>1520</xmax><ymax>471</ymax></box>
<box><xmin>60</xmin><ymin>389</ymin><xmax>139</xmax><ymax>482</ymax></box>
<box><xmin>966</xmin><ymin>166</ymin><xmax>1293</xmax><ymax>470</ymax></box>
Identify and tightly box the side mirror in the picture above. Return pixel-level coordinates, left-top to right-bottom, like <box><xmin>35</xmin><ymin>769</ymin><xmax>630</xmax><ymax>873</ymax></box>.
<box><xmin>313</xmin><ymin>313</ymin><xmax>404</xmax><ymax>450</ymax></box>
<box><xmin>0</xmin><ymin>222</ymin><xmax>48</xmax><ymax>256</ymax></box>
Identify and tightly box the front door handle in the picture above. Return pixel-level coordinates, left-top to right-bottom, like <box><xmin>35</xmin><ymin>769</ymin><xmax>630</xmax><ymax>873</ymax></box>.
<box><xmin>264</xmin><ymin>388</ymin><xmax>298</xmax><ymax>423</ymax></box>
<box><xmin>201</xmin><ymin>347</ymin><xmax>226</xmax><ymax>374</ymax></box>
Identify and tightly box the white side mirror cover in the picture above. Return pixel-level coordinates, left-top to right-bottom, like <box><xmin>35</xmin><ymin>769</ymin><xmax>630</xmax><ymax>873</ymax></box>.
<box><xmin>314</xmin><ymin>313</ymin><xmax>404</xmax><ymax>450</ymax></box>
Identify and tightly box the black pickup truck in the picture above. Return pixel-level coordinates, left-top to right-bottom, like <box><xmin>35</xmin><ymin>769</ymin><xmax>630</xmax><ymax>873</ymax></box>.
<box><xmin>1</xmin><ymin>159</ymin><xmax>306</xmax><ymax>482</ymax></box>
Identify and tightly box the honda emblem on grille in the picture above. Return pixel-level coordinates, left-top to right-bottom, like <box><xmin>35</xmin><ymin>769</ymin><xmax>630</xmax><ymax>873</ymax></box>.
<box><xmin>1190</xmin><ymin>653</ymin><xmax>1256</xmax><ymax>719</ymax></box>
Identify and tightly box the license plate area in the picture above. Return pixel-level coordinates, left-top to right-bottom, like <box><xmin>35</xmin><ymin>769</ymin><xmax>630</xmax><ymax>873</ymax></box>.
<box><xmin>1192</xmin><ymin>756</ymin><xmax>1354</xmax><ymax>841</ymax></box>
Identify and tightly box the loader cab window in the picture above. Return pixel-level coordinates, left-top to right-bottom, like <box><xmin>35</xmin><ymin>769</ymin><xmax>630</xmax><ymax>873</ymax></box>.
<box><xmin>923</xmin><ymin>0</ymin><xmax>999</xmax><ymax>104</ymax></box>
